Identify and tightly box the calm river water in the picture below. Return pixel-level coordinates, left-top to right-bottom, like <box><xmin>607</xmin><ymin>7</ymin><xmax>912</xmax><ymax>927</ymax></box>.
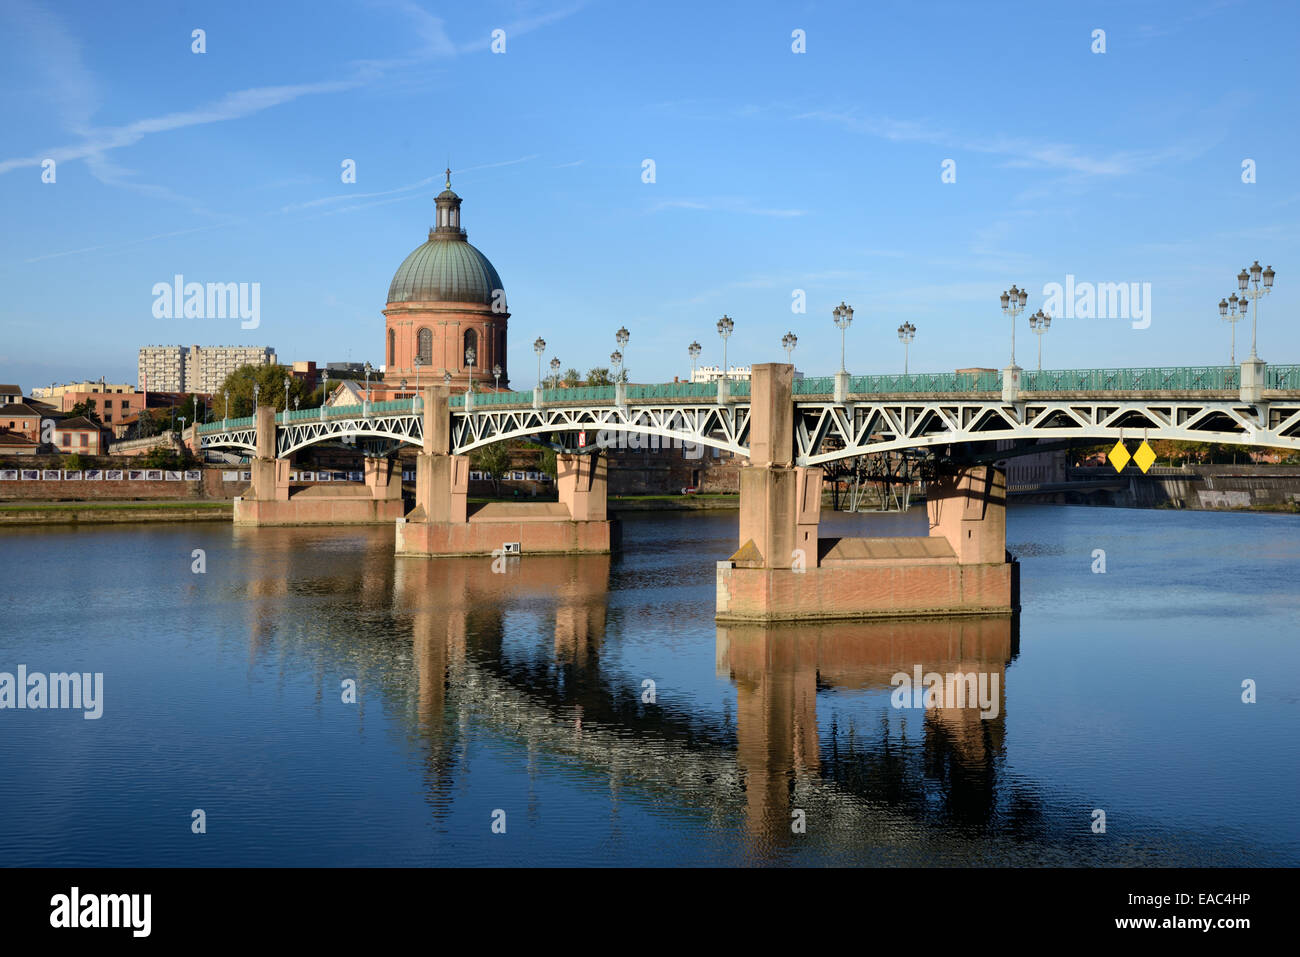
<box><xmin>1</xmin><ymin>505</ymin><xmax>1297</xmax><ymax>866</ymax></box>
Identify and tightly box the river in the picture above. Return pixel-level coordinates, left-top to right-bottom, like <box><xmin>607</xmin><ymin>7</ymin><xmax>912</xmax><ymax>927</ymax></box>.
<box><xmin>1</xmin><ymin>505</ymin><xmax>1297</xmax><ymax>866</ymax></box>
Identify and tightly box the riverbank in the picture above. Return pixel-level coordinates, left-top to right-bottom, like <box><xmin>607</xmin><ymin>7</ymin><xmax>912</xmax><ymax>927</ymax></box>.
<box><xmin>0</xmin><ymin>500</ymin><xmax>233</xmax><ymax>524</ymax></box>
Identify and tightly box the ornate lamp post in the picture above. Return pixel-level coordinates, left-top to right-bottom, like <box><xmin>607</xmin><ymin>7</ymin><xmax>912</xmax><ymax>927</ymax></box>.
<box><xmin>1219</xmin><ymin>295</ymin><xmax>1245</xmax><ymax>364</ymax></box>
<box><xmin>223</xmin><ymin>390</ymin><xmax>229</xmax><ymax>426</ymax></box>
<box><xmin>413</xmin><ymin>355</ymin><xmax>422</xmax><ymax>393</ymax></box>
<box><xmin>782</xmin><ymin>331</ymin><xmax>797</xmax><ymax>363</ymax></box>
<box><xmin>897</xmin><ymin>321</ymin><xmax>916</xmax><ymax>375</ymax></box>
<box><xmin>688</xmin><ymin>340</ymin><xmax>701</xmax><ymax>381</ymax></box>
<box><xmin>533</xmin><ymin>337</ymin><xmax>546</xmax><ymax>388</ymax></box>
<box><xmin>465</xmin><ymin>345</ymin><xmax>476</xmax><ymax>393</ymax></box>
<box><xmin>832</xmin><ymin>301</ymin><xmax>854</xmax><ymax>372</ymax></box>
<box><xmin>363</xmin><ymin>361</ymin><xmax>373</xmax><ymax>415</ymax></box>
<box><xmin>493</xmin><ymin>363</ymin><xmax>502</xmax><ymax>391</ymax></box>
<box><xmin>252</xmin><ymin>382</ymin><xmax>259</xmax><ymax>418</ymax></box>
<box><xmin>283</xmin><ymin>376</ymin><xmax>291</xmax><ymax>424</ymax></box>
<box><xmin>999</xmin><ymin>285</ymin><xmax>1028</xmax><ymax>367</ymax></box>
<box><xmin>610</xmin><ymin>350</ymin><xmax>623</xmax><ymax>383</ymax></box>
<box><xmin>1028</xmin><ymin>311</ymin><xmax>1050</xmax><ymax>372</ymax></box>
<box><xmin>716</xmin><ymin>315</ymin><xmax>735</xmax><ymax>380</ymax></box>
<box><xmin>615</xmin><ymin>326</ymin><xmax>630</xmax><ymax>383</ymax></box>
<box><xmin>319</xmin><ymin>370</ymin><xmax>329</xmax><ymax>420</ymax></box>
<box><xmin>549</xmin><ymin>357</ymin><xmax>561</xmax><ymax>389</ymax></box>
<box><xmin>1237</xmin><ymin>260</ymin><xmax>1275</xmax><ymax>361</ymax></box>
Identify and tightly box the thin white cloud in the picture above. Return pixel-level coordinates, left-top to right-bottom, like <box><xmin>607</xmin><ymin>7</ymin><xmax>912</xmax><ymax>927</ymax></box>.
<box><xmin>650</xmin><ymin>197</ymin><xmax>806</xmax><ymax>218</ymax></box>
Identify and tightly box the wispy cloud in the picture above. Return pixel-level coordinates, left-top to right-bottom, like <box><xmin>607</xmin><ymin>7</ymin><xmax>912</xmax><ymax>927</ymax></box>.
<box><xmin>795</xmin><ymin>108</ymin><xmax>1190</xmax><ymax>178</ymax></box>
<box><xmin>650</xmin><ymin>197</ymin><xmax>807</xmax><ymax>218</ymax></box>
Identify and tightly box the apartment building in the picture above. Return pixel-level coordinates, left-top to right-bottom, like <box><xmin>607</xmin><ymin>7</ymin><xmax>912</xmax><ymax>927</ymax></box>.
<box><xmin>138</xmin><ymin>344</ymin><xmax>277</xmax><ymax>393</ymax></box>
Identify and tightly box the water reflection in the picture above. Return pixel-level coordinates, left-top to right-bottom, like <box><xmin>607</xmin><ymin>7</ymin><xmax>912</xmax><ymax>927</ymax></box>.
<box><xmin>718</xmin><ymin>616</ymin><xmax>1016</xmax><ymax>846</ymax></box>
<box><xmin>193</xmin><ymin>519</ymin><xmax>1290</xmax><ymax>865</ymax></box>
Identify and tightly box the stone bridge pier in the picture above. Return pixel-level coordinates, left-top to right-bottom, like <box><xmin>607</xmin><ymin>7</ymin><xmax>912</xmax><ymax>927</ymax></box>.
<box><xmin>233</xmin><ymin>404</ymin><xmax>404</xmax><ymax>526</ymax></box>
<box><xmin>716</xmin><ymin>363</ymin><xmax>1017</xmax><ymax>621</ymax></box>
<box><xmin>396</xmin><ymin>386</ymin><xmax>615</xmax><ymax>557</ymax></box>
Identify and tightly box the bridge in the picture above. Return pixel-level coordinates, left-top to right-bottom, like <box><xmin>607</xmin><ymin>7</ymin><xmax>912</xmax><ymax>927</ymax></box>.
<box><xmin>199</xmin><ymin>363</ymin><xmax>1300</xmax><ymax>463</ymax></box>
<box><xmin>194</xmin><ymin>360</ymin><xmax>1300</xmax><ymax>623</ymax></box>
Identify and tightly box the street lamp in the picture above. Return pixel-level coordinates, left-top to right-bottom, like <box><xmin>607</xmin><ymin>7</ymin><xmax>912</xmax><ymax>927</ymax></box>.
<box><xmin>252</xmin><ymin>382</ymin><xmax>260</xmax><ymax>415</ymax></box>
<box><xmin>716</xmin><ymin>315</ymin><xmax>735</xmax><ymax>380</ymax></box>
<box><xmin>897</xmin><ymin>321</ymin><xmax>916</xmax><ymax>375</ymax></box>
<box><xmin>293</xmin><ymin>396</ymin><xmax>300</xmax><ymax>412</ymax></box>
<box><xmin>1028</xmin><ymin>311</ymin><xmax>1050</xmax><ymax>372</ymax></box>
<box><xmin>493</xmin><ymin>363</ymin><xmax>502</xmax><ymax>391</ymax></box>
<box><xmin>1219</xmin><ymin>295</ymin><xmax>1245</xmax><ymax>364</ymax></box>
<box><xmin>413</xmin><ymin>355</ymin><xmax>422</xmax><ymax>394</ymax></box>
<box><xmin>549</xmin><ymin>357</ymin><xmax>561</xmax><ymax>389</ymax></box>
<box><xmin>363</xmin><ymin>361</ymin><xmax>373</xmax><ymax>414</ymax></box>
<box><xmin>999</xmin><ymin>285</ymin><xmax>1029</xmax><ymax>366</ymax></box>
<box><xmin>223</xmin><ymin>390</ymin><xmax>229</xmax><ymax>425</ymax></box>
<box><xmin>465</xmin><ymin>345</ymin><xmax>476</xmax><ymax>392</ymax></box>
<box><xmin>782</xmin><ymin>331</ymin><xmax>797</xmax><ymax>363</ymax></box>
<box><xmin>611</xmin><ymin>350</ymin><xmax>623</xmax><ymax>384</ymax></box>
<box><xmin>688</xmin><ymin>340</ymin><xmax>701</xmax><ymax>381</ymax></box>
<box><xmin>1236</xmin><ymin>260</ymin><xmax>1275</xmax><ymax>360</ymax></box>
<box><xmin>283</xmin><ymin>376</ymin><xmax>291</xmax><ymax>424</ymax></box>
<box><xmin>615</xmin><ymin>326</ymin><xmax>630</xmax><ymax>383</ymax></box>
<box><xmin>832</xmin><ymin>301</ymin><xmax>854</xmax><ymax>373</ymax></box>
<box><xmin>319</xmin><ymin>371</ymin><xmax>329</xmax><ymax>420</ymax></box>
<box><xmin>533</xmin><ymin>337</ymin><xmax>546</xmax><ymax>388</ymax></box>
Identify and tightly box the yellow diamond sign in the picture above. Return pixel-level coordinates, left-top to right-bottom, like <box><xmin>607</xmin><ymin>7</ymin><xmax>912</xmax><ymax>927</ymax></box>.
<box><xmin>1108</xmin><ymin>440</ymin><xmax>1131</xmax><ymax>472</ymax></box>
<box><xmin>1133</xmin><ymin>440</ymin><xmax>1157</xmax><ymax>473</ymax></box>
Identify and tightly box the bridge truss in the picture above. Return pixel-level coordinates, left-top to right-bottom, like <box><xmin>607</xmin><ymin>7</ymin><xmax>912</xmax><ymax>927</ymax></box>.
<box><xmin>199</xmin><ymin>395</ymin><xmax>1300</xmax><ymax>463</ymax></box>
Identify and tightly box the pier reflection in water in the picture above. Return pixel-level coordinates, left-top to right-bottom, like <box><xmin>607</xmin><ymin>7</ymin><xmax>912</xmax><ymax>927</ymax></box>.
<box><xmin>719</xmin><ymin>615</ymin><xmax>1014</xmax><ymax>847</ymax></box>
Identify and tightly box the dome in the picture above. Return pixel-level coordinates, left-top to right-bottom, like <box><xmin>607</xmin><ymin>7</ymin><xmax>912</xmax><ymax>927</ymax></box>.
<box><xmin>387</xmin><ymin>236</ymin><xmax>504</xmax><ymax>305</ymax></box>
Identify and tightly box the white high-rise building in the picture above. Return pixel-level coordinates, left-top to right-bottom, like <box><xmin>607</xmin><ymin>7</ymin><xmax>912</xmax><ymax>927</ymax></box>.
<box><xmin>138</xmin><ymin>344</ymin><xmax>277</xmax><ymax>393</ymax></box>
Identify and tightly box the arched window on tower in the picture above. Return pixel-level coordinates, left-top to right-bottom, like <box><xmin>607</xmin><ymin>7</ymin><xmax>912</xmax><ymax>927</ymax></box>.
<box><xmin>388</xmin><ymin>328</ymin><xmax>396</xmax><ymax>367</ymax></box>
<box><xmin>463</xmin><ymin>328</ymin><xmax>478</xmax><ymax>368</ymax></box>
<box><xmin>417</xmin><ymin>328</ymin><xmax>433</xmax><ymax>364</ymax></box>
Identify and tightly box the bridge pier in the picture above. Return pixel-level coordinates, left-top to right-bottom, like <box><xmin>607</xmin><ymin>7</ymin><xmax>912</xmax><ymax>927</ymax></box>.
<box><xmin>233</xmin><ymin>404</ymin><xmax>405</xmax><ymax>526</ymax></box>
<box><xmin>716</xmin><ymin>364</ymin><xmax>1017</xmax><ymax>621</ymax></box>
<box><xmin>396</xmin><ymin>386</ymin><xmax>615</xmax><ymax>558</ymax></box>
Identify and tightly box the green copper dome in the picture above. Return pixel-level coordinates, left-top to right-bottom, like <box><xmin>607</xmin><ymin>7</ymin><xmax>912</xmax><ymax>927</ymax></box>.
<box><xmin>387</xmin><ymin>236</ymin><xmax>504</xmax><ymax>305</ymax></box>
<box><xmin>387</xmin><ymin>177</ymin><xmax>505</xmax><ymax>306</ymax></box>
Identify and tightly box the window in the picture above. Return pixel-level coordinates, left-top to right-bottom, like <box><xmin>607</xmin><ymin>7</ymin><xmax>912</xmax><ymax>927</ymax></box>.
<box><xmin>388</xmin><ymin>328</ymin><xmax>396</xmax><ymax>367</ymax></box>
<box><xmin>463</xmin><ymin>328</ymin><xmax>478</xmax><ymax>368</ymax></box>
<box><xmin>417</xmin><ymin>328</ymin><xmax>432</xmax><ymax>364</ymax></box>
<box><xmin>61</xmin><ymin>435</ymin><xmax>70</xmax><ymax>446</ymax></box>
<box><xmin>80</xmin><ymin>435</ymin><xmax>88</xmax><ymax>447</ymax></box>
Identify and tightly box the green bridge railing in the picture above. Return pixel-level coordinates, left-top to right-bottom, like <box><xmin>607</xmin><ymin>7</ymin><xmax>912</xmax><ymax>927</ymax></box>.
<box><xmin>197</xmin><ymin>363</ymin><xmax>1300</xmax><ymax>434</ymax></box>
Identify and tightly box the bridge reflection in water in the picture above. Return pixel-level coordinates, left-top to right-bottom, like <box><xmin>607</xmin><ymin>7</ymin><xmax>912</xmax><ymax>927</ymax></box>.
<box><xmin>226</xmin><ymin>525</ymin><xmax>1244</xmax><ymax>864</ymax></box>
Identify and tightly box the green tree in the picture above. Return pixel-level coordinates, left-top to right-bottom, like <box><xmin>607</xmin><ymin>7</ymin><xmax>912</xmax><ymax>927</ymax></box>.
<box><xmin>586</xmin><ymin>367</ymin><xmax>613</xmax><ymax>387</ymax></box>
<box><xmin>66</xmin><ymin>400</ymin><xmax>102</xmax><ymax>425</ymax></box>
<box><xmin>216</xmin><ymin>364</ymin><xmax>315</xmax><ymax>417</ymax></box>
<box><xmin>471</xmin><ymin>440</ymin><xmax>514</xmax><ymax>495</ymax></box>
<box><xmin>561</xmin><ymin>367</ymin><xmax>582</xmax><ymax>388</ymax></box>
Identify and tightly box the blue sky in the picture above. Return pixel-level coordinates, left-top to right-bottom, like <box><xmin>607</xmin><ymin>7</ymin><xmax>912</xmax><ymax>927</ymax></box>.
<box><xmin>1</xmin><ymin>0</ymin><xmax>1296</xmax><ymax>391</ymax></box>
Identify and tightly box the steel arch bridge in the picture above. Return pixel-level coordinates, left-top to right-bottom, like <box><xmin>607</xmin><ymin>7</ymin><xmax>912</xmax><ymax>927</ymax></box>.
<box><xmin>197</xmin><ymin>364</ymin><xmax>1300</xmax><ymax>464</ymax></box>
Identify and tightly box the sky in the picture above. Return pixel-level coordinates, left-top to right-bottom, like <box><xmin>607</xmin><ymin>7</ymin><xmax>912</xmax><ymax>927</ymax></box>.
<box><xmin>1</xmin><ymin>0</ymin><xmax>1297</xmax><ymax>392</ymax></box>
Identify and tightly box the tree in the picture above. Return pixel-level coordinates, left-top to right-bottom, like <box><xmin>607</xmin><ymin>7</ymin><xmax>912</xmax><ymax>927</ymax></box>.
<box><xmin>471</xmin><ymin>440</ymin><xmax>513</xmax><ymax>495</ymax></box>
<box><xmin>66</xmin><ymin>401</ymin><xmax>102</xmax><ymax>425</ymax></box>
<box><xmin>216</xmin><ymin>364</ymin><xmax>315</xmax><ymax>418</ymax></box>
<box><xmin>561</xmin><ymin>367</ymin><xmax>582</xmax><ymax>388</ymax></box>
<box><xmin>586</xmin><ymin>367</ymin><xmax>613</xmax><ymax>387</ymax></box>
